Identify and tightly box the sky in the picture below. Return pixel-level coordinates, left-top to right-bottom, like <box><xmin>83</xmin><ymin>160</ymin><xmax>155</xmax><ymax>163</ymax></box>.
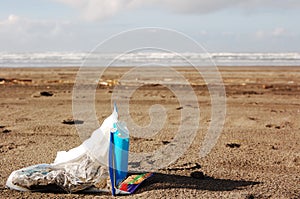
<box><xmin>1</xmin><ymin>0</ymin><xmax>300</xmax><ymax>53</ymax></box>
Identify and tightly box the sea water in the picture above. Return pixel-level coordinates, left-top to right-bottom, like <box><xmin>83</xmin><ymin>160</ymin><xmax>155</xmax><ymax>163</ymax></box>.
<box><xmin>0</xmin><ymin>52</ymin><xmax>300</xmax><ymax>67</ymax></box>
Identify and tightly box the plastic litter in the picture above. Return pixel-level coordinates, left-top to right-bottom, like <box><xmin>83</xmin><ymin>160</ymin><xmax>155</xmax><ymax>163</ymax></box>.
<box><xmin>6</xmin><ymin>155</ymin><xmax>109</xmax><ymax>193</ymax></box>
<box><xmin>6</xmin><ymin>104</ymin><xmax>153</xmax><ymax>195</ymax></box>
<box><xmin>109</xmin><ymin>122</ymin><xmax>129</xmax><ymax>195</ymax></box>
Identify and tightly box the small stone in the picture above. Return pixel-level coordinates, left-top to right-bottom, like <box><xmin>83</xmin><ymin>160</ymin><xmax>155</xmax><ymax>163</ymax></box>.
<box><xmin>2</xmin><ymin>129</ymin><xmax>11</xmax><ymax>134</ymax></box>
<box><xmin>162</xmin><ymin>141</ymin><xmax>170</xmax><ymax>145</ymax></box>
<box><xmin>40</xmin><ymin>91</ymin><xmax>53</xmax><ymax>96</ymax></box>
<box><xmin>262</xmin><ymin>85</ymin><xmax>273</xmax><ymax>89</ymax></box>
<box><xmin>246</xmin><ymin>194</ymin><xmax>255</xmax><ymax>199</ymax></box>
<box><xmin>226</xmin><ymin>143</ymin><xmax>241</xmax><ymax>148</ymax></box>
<box><xmin>191</xmin><ymin>171</ymin><xmax>205</xmax><ymax>179</ymax></box>
<box><xmin>248</xmin><ymin>117</ymin><xmax>256</xmax><ymax>120</ymax></box>
<box><xmin>7</xmin><ymin>143</ymin><xmax>16</xmax><ymax>150</ymax></box>
<box><xmin>271</xmin><ymin>145</ymin><xmax>278</xmax><ymax>150</ymax></box>
<box><xmin>62</xmin><ymin>119</ymin><xmax>84</xmax><ymax>125</ymax></box>
<box><xmin>176</xmin><ymin>106</ymin><xmax>183</xmax><ymax>110</ymax></box>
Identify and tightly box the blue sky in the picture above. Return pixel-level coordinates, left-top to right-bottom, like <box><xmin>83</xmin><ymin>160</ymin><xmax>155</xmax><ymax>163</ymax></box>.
<box><xmin>1</xmin><ymin>0</ymin><xmax>300</xmax><ymax>52</ymax></box>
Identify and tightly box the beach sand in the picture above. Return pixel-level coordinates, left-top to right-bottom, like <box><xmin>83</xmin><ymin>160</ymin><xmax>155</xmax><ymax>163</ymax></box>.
<box><xmin>0</xmin><ymin>66</ymin><xmax>299</xmax><ymax>198</ymax></box>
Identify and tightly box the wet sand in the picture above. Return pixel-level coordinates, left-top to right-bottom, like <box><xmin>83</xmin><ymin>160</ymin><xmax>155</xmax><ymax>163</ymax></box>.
<box><xmin>0</xmin><ymin>66</ymin><xmax>299</xmax><ymax>198</ymax></box>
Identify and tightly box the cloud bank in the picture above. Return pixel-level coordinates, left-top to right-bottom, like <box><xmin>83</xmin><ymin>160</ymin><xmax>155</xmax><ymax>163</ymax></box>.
<box><xmin>54</xmin><ymin>0</ymin><xmax>300</xmax><ymax>21</ymax></box>
<box><xmin>0</xmin><ymin>15</ymin><xmax>74</xmax><ymax>51</ymax></box>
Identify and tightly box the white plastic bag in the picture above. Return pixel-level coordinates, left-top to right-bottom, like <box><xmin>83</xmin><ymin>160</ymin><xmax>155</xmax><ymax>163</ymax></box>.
<box><xmin>54</xmin><ymin>105</ymin><xmax>118</xmax><ymax>165</ymax></box>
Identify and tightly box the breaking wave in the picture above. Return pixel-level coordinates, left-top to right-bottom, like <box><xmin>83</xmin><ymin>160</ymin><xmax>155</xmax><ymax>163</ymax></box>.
<box><xmin>0</xmin><ymin>52</ymin><xmax>300</xmax><ymax>67</ymax></box>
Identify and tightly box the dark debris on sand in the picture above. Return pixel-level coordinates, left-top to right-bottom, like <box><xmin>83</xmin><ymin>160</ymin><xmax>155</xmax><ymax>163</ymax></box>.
<box><xmin>226</xmin><ymin>143</ymin><xmax>241</xmax><ymax>148</ymax></box>
<box><xmin>62</xmin><ymin>119</ymin><xmax>84</xmax><ymax>125</ymax></box>
<box><xmin>176</xmin><ymin>106</ymin><xmax>183</xmax><ymax>110</ymax></box>
<box><xmin>40</xmin><ymin>91</ymin><xmax>54</xmax><ymax>97</ymax></box>
<box><xmin>190</xmin><ymin>171</ymin><xmax>206</xmax><ymax>179</ymax></box>
<box><xmin>2</xmin><ymin>129</ymin><xmax>11</xmax><ymax>134</ymax></box>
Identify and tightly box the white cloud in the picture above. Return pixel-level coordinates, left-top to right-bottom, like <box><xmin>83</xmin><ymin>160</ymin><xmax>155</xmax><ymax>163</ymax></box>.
<box><xmin>0</xmin><ymin>14</ymin><xmax>20</xmax><ymax>25</ymax></box>
<box><xmin>255</xmin><ymin>27</ymin><xmax>290</xmax><ymax>39</ymax></box>
<box><xmin>0</xmin><ymin>15</ymin><xmax>74</xmax><ymax>51</ymax></box>
<box><xmin>255</xmin><ymin>30</ymin><xmax>266</xmax><ymax>39</ymax></box>
<box><xmin>0</xmin><ymin>14</ymin><xmax>70</xmax><ymax>35</ymax></box>
<box><xmin>53</xmin><ymin>0</ymin><xmax>300</xmax><ymax>21</ymax></box>
<box><xmin>221</xmin><ymin>31</ymin><xmax>236</xmax><ymax>36</ymax></box>
<box><xmin>271</xmin><ymin>27</ymin><xmax>286</xmax><ymax>36</ymax></box>
<box><xmin>199</xmin><ymin>30</ymin><xmax>208</xmax><ymax>35</ymax></box>
<box><xmin>54</xmin><ymin>0</ymin><xmax>138</xmax><ymax>21</ymax></box>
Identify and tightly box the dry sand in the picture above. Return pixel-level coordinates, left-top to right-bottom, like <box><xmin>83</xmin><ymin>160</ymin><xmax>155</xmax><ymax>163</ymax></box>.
<box><xmin>0</xmin><ymin>66</ymin><xmax>299</xmax><ymax>198</ymax></box>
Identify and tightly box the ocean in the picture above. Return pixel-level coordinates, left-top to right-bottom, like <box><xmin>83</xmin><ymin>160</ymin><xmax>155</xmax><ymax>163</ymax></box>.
<box><xmin>0</xmin><ymin>52</ymin><xmax>300</xmax><ymax>67</ymax></box>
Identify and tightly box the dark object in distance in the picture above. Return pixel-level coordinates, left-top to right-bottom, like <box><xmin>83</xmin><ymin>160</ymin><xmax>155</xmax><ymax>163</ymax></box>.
<box><xmin>40</xmin><ymin>91</ymin><xmax>53</xmax><ymax>97</ymax></box>
<box><xmin>62</xmin><ymin>119</ymin><xmax>84</xmax><ymax>125</ymax></box>
<box><xmin>226</xmin><ymin>143</ymin><xmax>241</xmax><ymax>148</ymax></box>
<box><xmin>162</xmin><ymin>141</ymin><xmax>170</xmax><ymax>145</ymax></box>
<box><xmin>176</xmin><ymin>106</ymin><xmax>183</xmax><ymax>110</ymax></box>
<box><xmin>2</xmin><ymin>129</ymin><xmax>11</xmax><ymax>133</ymax></box>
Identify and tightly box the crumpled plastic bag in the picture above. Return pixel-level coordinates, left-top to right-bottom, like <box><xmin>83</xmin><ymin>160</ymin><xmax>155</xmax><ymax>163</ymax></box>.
<box><xmin>6</xmin><ymin>105</ymin><xmax>118</xmax><ymax>193</ymax></box>
<box><xmin>54</xmin><ymin>105</ymin><xmax>118</xmax><ymax>166</ymax></box>
<box><xmin>6</xmin><ymin>154</ymin><xmax>109</xmax><ymax>193</ymax></box>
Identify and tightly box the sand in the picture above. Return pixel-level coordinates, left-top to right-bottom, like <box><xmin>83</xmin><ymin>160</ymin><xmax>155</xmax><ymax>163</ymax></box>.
<box><xmin>0</xmin><ymin>66</ymin><xmax>299</xmax><ymax>198</ymax></box>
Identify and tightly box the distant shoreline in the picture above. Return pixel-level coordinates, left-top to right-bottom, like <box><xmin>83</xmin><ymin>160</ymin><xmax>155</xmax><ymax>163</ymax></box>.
<box><xmin>1</xmin><ymin>52</ymin><xmax>300</xmax><ymax>67</ymax></box>
<box><xmin>1</xmin><ymin>65</ymin><xmax>300</xmax><ymax>69</ymax></box>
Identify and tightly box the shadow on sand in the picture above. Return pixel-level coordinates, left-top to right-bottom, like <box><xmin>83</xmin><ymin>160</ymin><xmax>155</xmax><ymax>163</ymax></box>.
<box><xmin>2</xmin><ymin>172</ymin><xmax>260</xmax><ymax>196</ymax></box>
<box><xmin>136</xmin><ymin>172</ymin><xmax>260</xmax><ymax>193</ymax></box>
